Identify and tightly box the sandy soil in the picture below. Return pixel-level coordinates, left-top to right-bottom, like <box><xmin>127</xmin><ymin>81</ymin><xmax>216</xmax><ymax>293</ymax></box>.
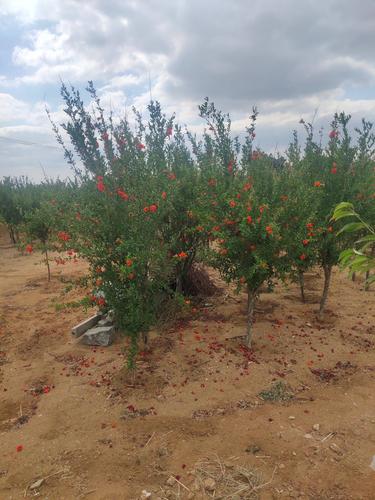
<box><xmin>0</xmin><ymin>224</ymin><xmax>374</xmax><ymax>500</ymax></box>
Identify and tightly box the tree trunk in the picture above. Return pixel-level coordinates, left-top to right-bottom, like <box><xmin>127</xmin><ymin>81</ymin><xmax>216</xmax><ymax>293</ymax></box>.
<box><xmin>351</xmin><ymin>272</ymin><xmax>356</xmax><ymax>282</ymax></box>
<box><xmin>298</xmin><ymin>270</ymin><xmax>306</xmax><ymax>303</ymax></box>
<box><xmin>8</xmin><ymin>225</ymin><xmax>16</xmax><ymax>244</ymax></box>
<box><xmin>142</xmin><ymin>331</ymin><xmax>150</xmax><ymax>350</ymax></box>
<box><xmin>365</xmin><ymin>270</ymin><xmax>370</xmax><ymax>291</ymax></box>
<box><xmin>245</xmin><ymin>286</ymin><xmax>256</xmax><ymax>347</ymax></box>
<box><xmin>44</xmin><ymin>248</ymin><xmax>51</xmax><ymax>282</ymax></box>
<box><xmin>364</xmin><ymin>247</ymin><xmax>375</xmax><ymax>291</ymax></box>
<box><xmin>175</xmin><ymin>275</ymin><xmax>182</xmax><ymax>294</ymax></box>
<box><xmin>319</xmin><ymin>264</ymin><xmax>332</xmax><ymax>317</ymax></box>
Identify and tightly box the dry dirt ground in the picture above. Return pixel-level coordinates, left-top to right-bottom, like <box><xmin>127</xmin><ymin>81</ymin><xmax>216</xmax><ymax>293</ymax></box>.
<box><xmin>0</xmin><ymin>225</ymin><xmax>374</xmax><ymax>500</ymax></box>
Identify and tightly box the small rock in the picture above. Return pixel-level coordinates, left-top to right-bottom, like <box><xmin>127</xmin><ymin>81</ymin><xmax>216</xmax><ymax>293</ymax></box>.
<box><xmin>370</xmin><ymin>455</ymin><xmax>375</xmax><ymax>471</ymax></box>
<box><xmin>98</xmin><ymin>317</ymin><xmax>113</xmax><ymax>327</ymax></box>
<box><xmin>306</xmin><ymin>322</ymin><xmax>312</xmax><ymax>327</ymax></box>
<box><xmin>288</xmin><ymin>416</ymin><xmax>295</xmax><ymax>420</ymax></box>
<box><xmin>279</xmin><ymin>463</ymin><xmax>285</xmax><ymax>469</ymax></box>
<box><xmin>304</xmin><ymin>433</ymin><xmax>313</xmax><ymax>439</ymax></box>
<box><xmin>292</xmin><ymin>451</ymin><xmax>297</xmax><ymax>456</ymax></box>
<box><xmin>107</xmin><ymin>309</ymin><xmax>115</xmax><ymax>322</ymax></box>
<box><xmin>30</xmin><ymin>478</ymin><xmax>45</xmax><ymax>490</ymax></box>
<box><xmin>140</xmin><ymin>491</ymin><xmax>152</xmax><ymax>499</ymax></box>
<box><xmin>203</xmin><ymin>477</ymin><xmax>216</xmax><ymax>492</ymax></box>
<box><xmin>166</xmin><ymin>476</ymin><xmax>175</xmax><ymax>487</ymax></box>
<box><xmin>312</xmin><ymin>424</ymin><xmax>320</xmax><ymax>431</ymax></box>
<box><xmin>80</xmin><ymin>325</ymin><xmax>115</xmax><ymax>346</ymax></box>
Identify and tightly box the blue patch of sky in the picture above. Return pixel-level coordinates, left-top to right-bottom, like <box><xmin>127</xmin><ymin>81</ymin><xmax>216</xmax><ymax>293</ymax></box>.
<box><xmin>343</xmin><ymin>84</ymin><xmax>375</xmax><ymax>101</ymax></box>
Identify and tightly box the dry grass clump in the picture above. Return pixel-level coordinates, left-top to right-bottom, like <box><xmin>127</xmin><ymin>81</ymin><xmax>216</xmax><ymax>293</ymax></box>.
<box><xmin>158</xmin><ymin>455</ymin><xmax>273</xmax><ymax>499</ymax></box>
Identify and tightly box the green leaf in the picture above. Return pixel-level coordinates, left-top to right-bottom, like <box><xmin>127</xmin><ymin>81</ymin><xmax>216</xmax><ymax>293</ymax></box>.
<box><xmin>337</xmin><ymin>222</ymin><xmax>366</xmax><ymax>235</ymax></box>
<box><xmin>331</xmin><ymin>202</ymin><xmax>356</xmax><ymax>221</ymax></box>
<box><xmin>356</xmin><ymin>234</ymin><xmax>375</xmax><ymax>245</ymax></box>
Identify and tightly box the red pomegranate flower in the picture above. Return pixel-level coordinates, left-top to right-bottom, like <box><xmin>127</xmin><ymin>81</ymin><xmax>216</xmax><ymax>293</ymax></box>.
<box><xmin>58</xmin><ymin>231</ymin><xmax>71</xmax><ymax>242</ymax></box>
<box><xmin>302</xmin><ymin>239</ymin><xmax>309</xmax><ymax>246</ymax></box>
<box><xmin>177</xmin><ymin>251</ymin><xmax>188</xmax><ymax>259</ymax></box>
<box><xmin>149</xmin><ymin>204</ymin><xmax>158</xmax><ymax>213</ymax></box>
<box><xmin>246</xmin><ymin>215</ymin><xmax>253</xmax><ymax>224</ymax></box>
<box><xmin>117</xmin><ymin>189</ymin><xmax>129</xmax><ymax>201</ymax></box>
<box><xmin>96</xmin><ymin>176</ymin><xmax>105</xmax><ymax>192</ymax></box>
<box><xmin>266</xmin><ymin>226</ymin><xmax>273</xmax><ymax>235</ymax></box>
<box><xmin>299</xmin><ymin>253</ymin><xmax>307</xmax><ymax>261</ymax></box>
<box><xmin>97</xmin><ymin>297</ymin><xmax>106</xmax><ymax>307</ymax></box>
<box><xmin>25</xmin><ymin>244</ymin><xmax>33</xmax><ymax>254</ymax></box>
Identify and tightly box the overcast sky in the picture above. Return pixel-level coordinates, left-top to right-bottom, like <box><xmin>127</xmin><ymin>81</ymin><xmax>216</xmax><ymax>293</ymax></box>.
<box><xmin>1</xmin><ymin>0</ymin><xmax>375</xmax><ymax>180</ymax></box>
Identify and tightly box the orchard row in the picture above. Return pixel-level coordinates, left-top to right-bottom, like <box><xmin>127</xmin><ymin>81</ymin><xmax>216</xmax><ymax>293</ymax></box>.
<box><xmin>1</xmin><ymin>84</ymin><xmax>374</xmax><ymax>363</ymax></box>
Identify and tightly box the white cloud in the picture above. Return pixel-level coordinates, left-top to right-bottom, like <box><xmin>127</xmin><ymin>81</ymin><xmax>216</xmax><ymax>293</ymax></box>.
<box><xmin>2</xmin><ymin>0</ymin><xmax>375</xmax><ymax>179</ymax></box>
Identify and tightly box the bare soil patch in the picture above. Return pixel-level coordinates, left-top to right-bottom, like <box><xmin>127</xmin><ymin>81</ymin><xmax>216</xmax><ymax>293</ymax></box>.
<box><xmin>0</xmin><ymin>225</ymin><xmax>374</xmax><ymax>499</ymax></box>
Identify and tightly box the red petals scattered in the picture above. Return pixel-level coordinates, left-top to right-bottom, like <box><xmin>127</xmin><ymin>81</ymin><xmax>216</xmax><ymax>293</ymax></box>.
<box><xmin>16</xmin><ymin>445</ymin><xmax>23</xmax><ymax>452</ymax></box>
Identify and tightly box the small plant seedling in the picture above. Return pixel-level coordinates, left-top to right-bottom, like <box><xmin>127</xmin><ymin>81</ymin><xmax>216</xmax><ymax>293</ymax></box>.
<box><xmin>258</xmin><ymin>381</ymin><xmax>294</xmax><ymax>402</ymax></box>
